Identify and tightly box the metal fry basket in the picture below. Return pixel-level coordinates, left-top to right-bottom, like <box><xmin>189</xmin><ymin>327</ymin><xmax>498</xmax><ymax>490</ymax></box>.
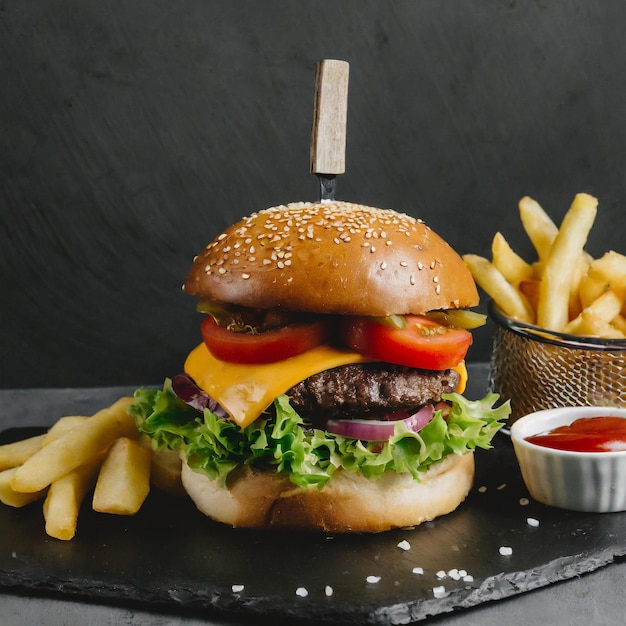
<box><xmin>488</xmin><ymin>301</ymin><xmax>626</xmax><ymax>424</ymax></box>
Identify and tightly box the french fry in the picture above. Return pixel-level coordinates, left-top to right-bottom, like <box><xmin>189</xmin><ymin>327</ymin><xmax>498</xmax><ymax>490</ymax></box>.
<box><xmin>0</xmin><ymin>468</ymin><xmax>47</xmax><ymax>507</ymax></box>
<box><xmin>150</xmin><ymin>446</ymin><xmax>184</xmax><ymax>497</ymax></box>
<box><xmin>518</xmin><ymin>196</ymin><xmax>559</xmax><ymax>262</ymax></box>
<box><xmin>536</xmin><ymin>193</ymin><xmax>598</xmax><ymax>331</ymax></box>
<box><xmin>610</xmin><ymin>314</ymin><xmax>626</xmax><ymax>335</ymax></box>
<box><xmin>519</xmin><ymin>278</ymin><xmax>541</xmax><ymax>313</ymax></box>
<box><xmin>463</xmin><ymin>254</ymin><xmax>534</xmax><ymax>323</ymax></box>
<box><xmin>564</xmin><ymin>289</ymin><xmax>624</xmax><ymax>336</ymax></box>
<box><xmin>11</xmin><ymin>397</ymin><xmax>136</xmax><ymax>493</ymax></box>
<box><xmin>568</xmin><ymin>255</ymin><xmax>592</xmax><ymax>321</ymax></box>
<box><xmin>491</xmin><ymin>232</ymin><xmax>534</xmax><ymax>285</ymax></box>
<box><xmin>43</xmin><ymin>458</ymin><xmax>102</xmax><ymax>541</ymax></box>
<box><xmin>587</xmin><ymin>251</ymin><xmax>626</xmax><ymax>290</ymax></box>
<box><xmin>43</xmin><ymin>416</ymin><xmax>89</xmax><ymax>445</ymax></box>
<box><xmin>579</xmin><ymin>274</ymin><xmax>608</xmax><ymax>309</ymax></box>
<box><xmin>92</xmin><ymin>437</ymin><xmax>151</xmax><ymax>515</ymax></box>
<box><xmin>0</xmin><ymin>434</ymin><xmax>46</xmax><ymax>471</ymax></box>
<box><xmin>140</xmin><ymin>434</ymin><xmax>184</xmax><ymax>495</ymax></box>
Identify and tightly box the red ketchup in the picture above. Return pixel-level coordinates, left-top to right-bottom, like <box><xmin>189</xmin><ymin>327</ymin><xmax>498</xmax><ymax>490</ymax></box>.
<box><xmin>525</xmin><ymin>416</ymin><xmax>626</xmax><ymax>452</ymax></box>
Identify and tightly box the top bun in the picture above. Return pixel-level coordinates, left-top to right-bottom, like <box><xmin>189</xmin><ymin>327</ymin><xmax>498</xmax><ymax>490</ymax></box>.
<box><xmin>184</xmin><ymin>201</ymin><xmax>478</xmax><ymax>316</ymax></box>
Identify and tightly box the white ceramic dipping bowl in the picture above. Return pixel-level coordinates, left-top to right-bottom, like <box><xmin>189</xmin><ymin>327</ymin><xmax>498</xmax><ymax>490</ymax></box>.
<box><xmin>510</xmin><ymin>406</ymin><xmax>626</xmax><ymax>512</ymax></box>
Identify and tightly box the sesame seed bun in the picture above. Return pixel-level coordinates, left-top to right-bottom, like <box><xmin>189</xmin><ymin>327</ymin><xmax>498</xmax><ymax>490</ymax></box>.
<box><xmin>183</xmin><ymin>201</ymin><xmax>478</xmax><ymax>316</ymax></box>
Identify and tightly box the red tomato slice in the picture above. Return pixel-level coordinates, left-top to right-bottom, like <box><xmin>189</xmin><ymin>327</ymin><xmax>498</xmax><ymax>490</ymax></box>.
<box><xmin>200</xmin><ymin>316</ymin><xmax>328</xmax><ymax>364</ymax></box>
<box><xmin>340</xmin><ymin>315</ymin><xmax>472</xmax><ymax>370</ymax></box>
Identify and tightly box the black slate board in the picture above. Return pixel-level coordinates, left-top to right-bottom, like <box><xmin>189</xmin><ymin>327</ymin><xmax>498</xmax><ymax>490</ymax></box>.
<box><xmin>2</xmin><ymin>428</ymin><xmax>625</xmax><ymax>625</ymax></box>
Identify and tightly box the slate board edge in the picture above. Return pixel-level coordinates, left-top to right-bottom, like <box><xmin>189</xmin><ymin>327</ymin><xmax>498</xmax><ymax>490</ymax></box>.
<box><xmin>2</xmin><ymin>546</ymin><xmax>624</xmax><ymax>625</ymax></box>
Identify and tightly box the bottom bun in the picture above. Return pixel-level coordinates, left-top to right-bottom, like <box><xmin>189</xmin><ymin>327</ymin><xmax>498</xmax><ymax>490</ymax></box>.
<box><xmin>181</xmin><ymin>452</ymin><xmax>474</xmax><ymax>533</ymax></box>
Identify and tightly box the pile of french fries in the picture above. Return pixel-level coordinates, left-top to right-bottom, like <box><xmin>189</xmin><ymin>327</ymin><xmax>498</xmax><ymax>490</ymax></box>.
<box><xmin>463</xmin><ymin>192</ymin><xmax>626</xmax><ymax>338</ymax></box>
<box><xmin>0</xmin><ymin>397</ymin><xmax>183</xmax><ymax>541</ymax></box>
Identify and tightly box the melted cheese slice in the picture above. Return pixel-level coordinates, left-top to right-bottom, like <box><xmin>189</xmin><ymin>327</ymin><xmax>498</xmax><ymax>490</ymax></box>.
<box><xmin>453</xmin><ymin>361</ymin><xmax>468</xmax><ymax>394</ymax></box>
<box><xmin>185</xmin><ymin>343</ymin><xmax>371</xmax><ymax>428</ymax></box>
<box><xmin>185</xmin><ymin>343</ymin><xmax>469</xmax><ymax>428</ymax></box>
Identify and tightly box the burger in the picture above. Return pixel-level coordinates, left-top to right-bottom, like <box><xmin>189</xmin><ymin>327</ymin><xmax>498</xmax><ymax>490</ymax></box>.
<box><xmin>131</xmin><ymin>201</ymin><xmax>508</xmax><ymax>532</ymax></box>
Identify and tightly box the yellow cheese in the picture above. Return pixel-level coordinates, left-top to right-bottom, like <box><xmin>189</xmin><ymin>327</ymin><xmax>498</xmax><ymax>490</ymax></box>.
<box><xmin>453</xmin><ymin>361</ymin><xmax>468</xmax><ymax>394</ymax></box>
<box><xmin>185</xmin><ymin>343</ymin><xmax>469</xmax><ymax>428</ymax></box>
<box><xmin>184</xmin><ymin>343</ymin><xmax>371</xmax><ymax>428</ymax></box>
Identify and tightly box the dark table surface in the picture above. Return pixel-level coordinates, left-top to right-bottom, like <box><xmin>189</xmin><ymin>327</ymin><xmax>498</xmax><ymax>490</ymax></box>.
<box><xmin>1</xmin><ymin>364</ymin><xmax>625</xmax><ymax>625</ymax></box>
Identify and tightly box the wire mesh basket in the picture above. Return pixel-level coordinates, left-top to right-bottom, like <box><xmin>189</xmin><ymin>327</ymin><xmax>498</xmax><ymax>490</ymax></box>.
<box><xmin>488</xmin><ymin>301</ymin><xmax>626</xmax><ymax>424</ymax></box>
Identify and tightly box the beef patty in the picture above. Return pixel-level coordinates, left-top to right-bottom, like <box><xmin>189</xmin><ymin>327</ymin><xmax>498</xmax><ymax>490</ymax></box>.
<box><xmin>287</xmin><ymin>363</ymin><xmax>460</xmax><ymax>423</ymax></box>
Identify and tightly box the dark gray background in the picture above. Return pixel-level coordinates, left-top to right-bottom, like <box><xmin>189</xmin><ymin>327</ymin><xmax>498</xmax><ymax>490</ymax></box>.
<box><xmin>2</xmin><ymin>1</ymin><xmax>625</xmax><ymax>389</ymax></box>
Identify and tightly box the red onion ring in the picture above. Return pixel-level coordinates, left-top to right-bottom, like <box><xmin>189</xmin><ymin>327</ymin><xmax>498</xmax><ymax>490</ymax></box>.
<box><xmin>325</xmin><ymin>404</ymin><xmax>436</xmax><ymax>441</ymax></box>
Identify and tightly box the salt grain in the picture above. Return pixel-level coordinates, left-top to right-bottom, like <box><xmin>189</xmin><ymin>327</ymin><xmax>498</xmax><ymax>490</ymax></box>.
<box><xmin>296</xmin><ymin>587</ymin><xmax>308</xmax><ymax>597</ymax></box>
<box><xmin>527</xmin><ymin>517</ymin><xmax>540</xmax><ymax>528</ymax></box>
<box><xmin>412</xmin><ymin>567</ymin><xmax>424</xmax><ymax>575</ymax></box>
<box><xmin>231</xmin><ymin>584</ymin><xmax>244</xmax><ymax>593</ymax></box>
<box><xmin>499</xmin><ymin>546</ymin><xmax>513</xmax><ymax>556</ymax></box>
<box><xmin>433</xmin><ymin>585</ymin><xmax>446</xmax><ymax>598</ymax></box>
<box><xmin>325</xmin><ymin>585</ymin><xmax>334</xmax><ymax>597</ymax></box>
<box><xmin>397</xmin><ymin>540</ymin><xmax>411</xmax><ymax>551</ymax></box>
<box><xmin>436</xmin><ymin>570</ymin><xmax>446</xmax><ymax>579</ymax></box>
<box><xmin>366</xmin><ymin>575</ymin><xmax>381</xmax><ymax>584</ymax></box>
<box><xmin>448</xmin><ymin>569</ymin><xmax>461</xmax><ymax>580</ymax></box>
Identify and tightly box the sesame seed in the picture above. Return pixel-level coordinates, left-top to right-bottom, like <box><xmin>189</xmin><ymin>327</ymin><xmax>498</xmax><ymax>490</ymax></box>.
<box><xmin>410</xmin><ymin>275</ymin><xmax>416</xmax><ymax>285</ymax></box>
<box><xmin>380</xmin><ymin>262</ymin><xmax>387</xmax><ymax>270</ymax></box>
<box><xmin>218</xmin><ymin>267</ymin><xmax>226</xmax><ymax>275</ymax></box>
<box><xmin>527</xmin><ymin>517</ymin><xmax>540</xmax><ymax>527</ymax></box>
<box><xmin>370</xmin><ymin>246</ymin><xmax>376</xmax><ymax>253</ymax></box>
<box><xmin>430</xmin><ymin>260</ymin><xmax>436</xmax><ymax>269</ymax></box>
<box><xmin>519</xmin><ymin>497</ymin><xmax>529</xmax><ymax>505</ymax></box>
<box><xmin>242</xmin><ymin>273</ymin><xmax>250</xmax><ymax>279</ymax></box>
<box><xmin>400</xmin><ymin>261</ymin><xmax>408</xmax><ymax>267</ymax></box>
<box><xmin>417</xmin><ymin>261</ymin><xmax>424</xmax><ymax>270</ymax></box>
<box><xmin>433</xmin><ymin>276</ymin><xmax>439</xmax><ymax>283</ymax></box>
<box><xmin>435</xmin><ymin>285</ymin><xmax>441</xmax><ymax>294</ymax></box>
<box><xmin>325</xmin><ymin>585</ymin><xmax>334</xmax><ymax>597</ymax></box>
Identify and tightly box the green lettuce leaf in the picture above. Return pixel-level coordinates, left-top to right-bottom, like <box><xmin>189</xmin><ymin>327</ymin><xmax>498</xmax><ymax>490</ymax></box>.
<box><xmin>129</xmin><ymin>380</ymin><xmax>509</xmax><ymax>489</ymax></box>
